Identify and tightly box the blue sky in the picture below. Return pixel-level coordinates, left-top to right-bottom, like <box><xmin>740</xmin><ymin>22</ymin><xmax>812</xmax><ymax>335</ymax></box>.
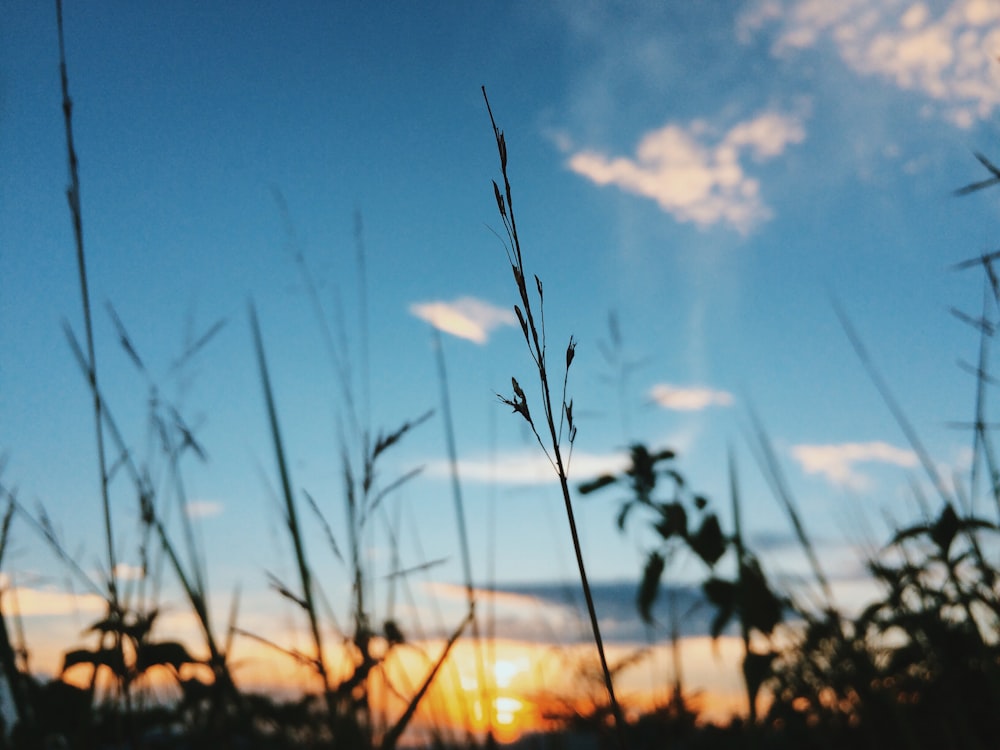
<box><xmin>4</xmin><ymin>0</ymin><xmax>1000</xmax><ymax>688</ymax></box>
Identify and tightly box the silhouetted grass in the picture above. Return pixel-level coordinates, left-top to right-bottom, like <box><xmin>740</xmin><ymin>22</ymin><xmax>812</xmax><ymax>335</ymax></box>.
<box><xmin>483</xmin><ymin>87</ymin><xmax>626</xmax><ymax>749</ymax></box>
<box><xmin>10</xmin><ymin>4</ymin><xmax>1000</xmax><ymax>747</ymax></box>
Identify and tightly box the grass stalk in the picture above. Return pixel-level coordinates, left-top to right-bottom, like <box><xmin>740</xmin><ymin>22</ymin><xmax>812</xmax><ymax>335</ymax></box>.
<box><xmin>744</xmin><ymin>405</ymin><xmax>834</xmax><ymax>610</ymax></box>
<box><xmin>832</xmin><ymin>300</ymin><xmax>954</xmax><ymax>507</ymax></box>
<box><xmin>249</xmin><ymin>304</ymin><xmax>335</xmax><ymax>714</ymax></box>
<box><xmin>380</xmin><ymin>609</ymin><xmax>474</xmax><ymax>750</ymax></box>
<box><xmin>951</xmin><ymin>277</ymin><xmax>1000</xmax><ymax>519</ymax></box>
<box><xmin>431</xmin><ymin>328</ymin><xmax>491</xmax><ymax>741</ymax></box>
<box><xmin>482</xmin><ymin>87</ymin><xmax>625</xmax><ymax>746</ymax></box>
<box><xmin>0</xmin><ymin>493</ymin><xmax>34</xmax><ymax>736</ymax></box>
<box><xmin>62</xmin><ymin>323</ymin><xmax>243</xmax><ymax>728</ymax></box>
<box><xmin>727</xmin><ymin>449</ymin><xmax>756</xmax><ymax>722</ymax></box>
<box><xmin>55</xmin><ymin>0</ymin><xmax>121</xmax><ymax>655</ymax></box>
<box><xmin>53</xmin><ymin>7</ymin><xmax>134</xmax><ymax>741</ymax></box>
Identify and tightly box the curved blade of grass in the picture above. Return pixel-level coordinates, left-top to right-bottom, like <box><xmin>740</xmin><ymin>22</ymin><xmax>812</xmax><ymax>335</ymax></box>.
<box><xmin>483</xmin><ymin>87</ymin><xmax>624</xmax><ymax>747</ymax></box>
<box><xmin>431</xmin><ymin>327</ymin><xmax>489</xmax><ymax>739</ymax></box>
<box><xmin>744</xmin><ymin>404</ymin><xmax>834</xmax><ymax>609</ymax></box>
<box><xmin>56</xmin><ymin>0</ymin><xmax>118</xmax><ymax>616</ymax></box>
<box><xmin>380</xmin><ymin>609</ymin><xmax>473</xmax><ymax>750</ymax></box>
<box><xmin>249</xmin><ymin>303</ymin><xmax>333</xmax><ymax>703</ymax></box>
<box><xmin>832</xmin><ymin>299</ymin><xmax>953</xmax><ymax>506</ymax></box>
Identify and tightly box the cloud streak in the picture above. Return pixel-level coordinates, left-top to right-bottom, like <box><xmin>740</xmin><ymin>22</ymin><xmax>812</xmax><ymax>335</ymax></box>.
<box><xmin>568</xmin><ymin>111</ymin><xmax>805</xmax><ymax>233</ymax></box>
<box><xmin>649</xmin><ymin>384</ymin><xmax>735</xmax><ymax>411</ymax></box>
<box><xmin>4</xmin><ymin>585</ymin><xmax>106</xmax><ymax>617</ymax></box>
<box><xmin>487</xmin><ymin>580</ymin><xmax>730</xmax><ymax>643</ymax></box>
<box><xmin>185</xmin><ymin>499</ymin><xmax>223</xmax><ymax>519</ymax></box>
<box><xmin>409</xmin><ymin>296</ymin><xmax>516</xmax><ymax>344</ymax></box>
<box><xmin>740</xmin><ymin>0</ymin><xmax>1000</xmax><ymax>128</ymax></box>
<box><xmin>422</xmin><ymin>450</ymin><xmax>631</xmax><ymax>486</ymax></box>
<box><xmin>792</xmin><ymin>440</ymin><xmax>917</xmax><ymax>489</ymax></box>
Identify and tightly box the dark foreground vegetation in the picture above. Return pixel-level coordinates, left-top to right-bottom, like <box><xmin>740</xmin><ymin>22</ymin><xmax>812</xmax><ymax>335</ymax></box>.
<box><xmin>5</xmin><ymin>3</ymin><xmax>1000</xmax><ymax>748</ymax></box>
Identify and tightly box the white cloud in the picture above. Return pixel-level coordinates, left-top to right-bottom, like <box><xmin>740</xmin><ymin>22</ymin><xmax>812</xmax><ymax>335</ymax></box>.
<box><xmin>740</xmin><ymin>0</ymin><xmax>1000</xmax><ymax>127</ymax></box>
<box><xmin>409</xmin><ymin>297</ymin><xmax>516</xmax><ymax>345</ymax></box>
<box><xmin>2</xmin><ymin>586</ymin><xmax>106</xmax><ymax>617</ymax></box>
<box><xmin>648</xmin><ymin>384</ymin><xmax>735</xmax><ymax>411</ymax></box>
<box><xmin>568</xmin><ymin>111</ymin><xmax>805</xmax><ymax>233</ymax></box>
<box><xmin>423</xmin><ymin>450</ymin><xmax>630</xmax><ymax>486</ymax></box>
<box><xmin>792</xmin><ymin>441</ymin><xmax>918</xmax><ymax>489</ymax></box>
<box><xmin>113</xmin><ymin>563</ymin><xmax>145</xmax><ymax>581</ymax></box>
<box><xmin>422</xmin><ymin>581</ymin><xmax>551</xmax><ymax>611</ymax></box>
<box><xmin>185</xmin><ymin>499</ymin><xmax>223</xmax><ymax>519</ymax></box>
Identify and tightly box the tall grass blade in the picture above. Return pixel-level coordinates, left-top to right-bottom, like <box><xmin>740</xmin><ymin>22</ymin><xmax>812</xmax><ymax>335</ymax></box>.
<box><xmin>249</xmin><ymin>303</ymin><xmax>333</xmax><ymax>704</ymax></box>
<box><xmin>960</xmin><ymin>284</ymin><xmax>1000</xmax><ymax>519</ymax></box>
<box><xmin>745</xmin><ymin>405</ymin><xmax>834</xmax><ymax>609</ymax></box>
<box><xmin>832</xmin><ymin>299</ymin><xmax>953</xmax><ymax>505</ymax></box>
<box><xmin>380</xmin><ymin>610</ymin><xmax>474</xmax><ymax>750</ymax></box>
<box><xmin>431</xmin><ymin>328</ymin><xmax>489</xmax><ymax>741</ymax></box>
<box><xmin>271</xmin><ymin>188</ymin><xmax>363</xmax><ymax>447</ymax></box>
<box><xmin>483</xmin><ymin>87</ymin><xmax>625</xmax><ymax>747</ymax></box>
<box><xmin>727</xmin><ymin>449</ymin><xmax>756</xmax><ymax>721</ymax></box>
<box><xmin>954</xmin><ymin>152</ymin><xmax>1000</xmax><ymax>195</ymax></box>
<box><xmin>56</xmin><ymin>0</ymin><xmax>119</xmax><ymax>618</ymax></box>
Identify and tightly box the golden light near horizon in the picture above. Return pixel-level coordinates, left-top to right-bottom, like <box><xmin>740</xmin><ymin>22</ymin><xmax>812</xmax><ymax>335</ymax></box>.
<box><xmin>493</xmin><ymin>657</ymin><xmax>528</xmax><ymax>689</ymax></box>
<box><xmin>29</xmin><ymin>605</ymin><xmax>749</xmax><ymax>745</ymax></box>
<box><xmin>386</xmin><ymin>636</ymin><xmax>748</xmax><ymax>742</ymax></box>
<box><xmin>8</xmin><ymin>0</ymin><xmax>1000</xmax><ymax>746</ymax></box>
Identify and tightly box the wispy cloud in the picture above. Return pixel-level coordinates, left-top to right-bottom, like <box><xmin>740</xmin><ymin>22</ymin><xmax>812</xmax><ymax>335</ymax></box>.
<box><xmin>4</xmin><ymin>585</ymin><xmax>106</xmax><ymax>617</ymax></box>
<box><xmin>740</xmin><ymin>0</ymin><xmax>1000</xmax><ymax>128</ymax></box>
<box><xmin>792</xmin><ymin>440</ymin><xmax>917</xmax><ymax>489</ymax></box>
<box><xmin>648</xmin><ymin>384</ymin><xmax>734</xmax><ymax>411</ymax></box>
<box><xmin>409</xmin><ymin>296</ymin><xmax>516</xmax><ymax>344</ymax></box>
<box><xmin>488</xmin><ymin>580</ymin><xmax>727</xmax><ymax>642</ymax></box>
<box><xmin>423</xmin><ymin>581</ymin><xmax>554</xmax><ymax>611</ymax></box>
<box><xmin>423</xmin><ymin>450</ymin><xmax>630</xmax><ymax>486</ymax></box>
<box><xmin>112</xmin><ymin>563</ymin><xmax>145</xmax><ymax>581</ymax></box>
<box><xmin>185</xmin><ymin>499</ymin><xmax>224</xmax><ymax>519</ymax></box>
<box><xmin>567</xmin><ymin>111</ymin><xmax>806</xmax><ymax>233</ymax></box>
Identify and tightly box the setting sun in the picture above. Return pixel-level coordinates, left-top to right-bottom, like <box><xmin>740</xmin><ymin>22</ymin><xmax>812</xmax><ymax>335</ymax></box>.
<box><xmin>7</xmin><ymin>1</ymin><xmax>1000</xmax><ymax>748</ymax></box>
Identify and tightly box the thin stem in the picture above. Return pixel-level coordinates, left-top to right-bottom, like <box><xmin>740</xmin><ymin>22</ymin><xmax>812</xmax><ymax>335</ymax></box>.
<box><xmin>249</xmin><ymin>305</ymin><xmax>334</xmax><ymax>720</ymax></box>
<box><xmin>56</xmin><ymin>0</ymin><xmax>118</xmax><ymax>611</ymax></box>
<box><xmin>483</xmin><ymin>87</ymin><xmax>625</xmax><ymax>746</ymax></box>
<box><xmin>432</xmin><ymin>329</ymin><xmax>490</xmax><ymax>739</ymax></box>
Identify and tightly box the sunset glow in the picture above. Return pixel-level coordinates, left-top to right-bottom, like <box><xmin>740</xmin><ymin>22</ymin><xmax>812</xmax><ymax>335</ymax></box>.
<box><xmin>7</xmin><ymin>1</ymin><xmax>1000</xmax><ymax>747</ymax></box>
<box><xmin>37</xmin><ymin>610</ymin><xmax>748</xmax><ymax>745</ymax></box>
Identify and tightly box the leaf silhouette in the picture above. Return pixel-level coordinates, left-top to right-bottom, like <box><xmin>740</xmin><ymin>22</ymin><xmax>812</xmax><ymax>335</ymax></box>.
<box><xmin>740</xmin><ymin>559</ymin><xmax>783</xmax><ymax>636</ymax></box>
<box><xmin>653</xmin><ymin>501</ymin><xmax>688</xmax><ymax>541</ymax></box>
<box><xmin>627</xmin><ymin>444</ymin><xmax>657</xmax><ymax>503</ymax></box>
<box><xmin>616</xmin><ymin>500</ymin><xmax>637</xmax><ymax>531</ymax></box>
<box><xmin>578</xmin><ymin>474</ymin><xmax>617</xmax><ymax>495</ymax></box>
<box><xmin>384</xmin><ymin>619</ymin><xmax>406</xmax><ymax>645</ymax></box>
<box><xmin>930</xmin><ymin>502</ymin><xmax>960</xmax><ymax>556</ymax></box>
<box><xmin>742</xmin><ymin>650</ymin><xmax>775</xmax><ymax>711</ymax></box>
<box><xmin>703</xmin><ymin>577</ymin><xmax>737</xmax><ymax>640</ymax></box>
<box><xmin>62</xmin><ymin>647</ymin><xmax>126</xmax><ymax>678</ymax></box>
<box><xmin>136</xmin><ymin>641</ymin><xmax>196</xmax><ymax>672</ymax></box>
<box><xmin>891</xmin><ymin>502</ymin><xmax>998</xmax><ymax>558</ymax></box>
<box><xmin>637</xmin><ymin>551</ymin><xmax>665</xmax><ymax>624</ymax></box>
<box><xmin>690</xmin><ymin>513</ymin><xmax>726</xmax><ymax>567</ymax></box>
<box><xmin>123</xmin><ymin>609</ymin><xmax>158</xmax><ymax>643</ymax></box>
<box><xmin>87</xmin><ymin>613</ymin><xmax>124</xmax><ymax>635</ymax></box>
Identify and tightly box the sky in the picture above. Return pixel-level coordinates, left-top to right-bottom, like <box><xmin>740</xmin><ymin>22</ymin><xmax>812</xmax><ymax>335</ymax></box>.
<box><xmin>4</xmin><ymin>0</ymin><xmax>1000</xmax><ymax>738</ymax></box>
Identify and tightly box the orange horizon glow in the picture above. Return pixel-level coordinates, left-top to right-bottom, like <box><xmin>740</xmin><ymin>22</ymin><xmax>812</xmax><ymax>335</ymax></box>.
<box><xmin>15</xmin><ymin>577</ymin><xmax>750</xmax><ymax>744</ymax></box>
<box><xmin>43</xmin><ymin>624</ymin><xmax>749</xmax><ymax>745</ymax></box>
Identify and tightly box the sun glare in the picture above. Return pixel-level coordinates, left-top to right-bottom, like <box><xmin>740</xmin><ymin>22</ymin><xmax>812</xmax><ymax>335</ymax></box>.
<box><xmin>30</xmin><ymin>622</ymin><xmax>747</xmax><ymax>745</ymax></box>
